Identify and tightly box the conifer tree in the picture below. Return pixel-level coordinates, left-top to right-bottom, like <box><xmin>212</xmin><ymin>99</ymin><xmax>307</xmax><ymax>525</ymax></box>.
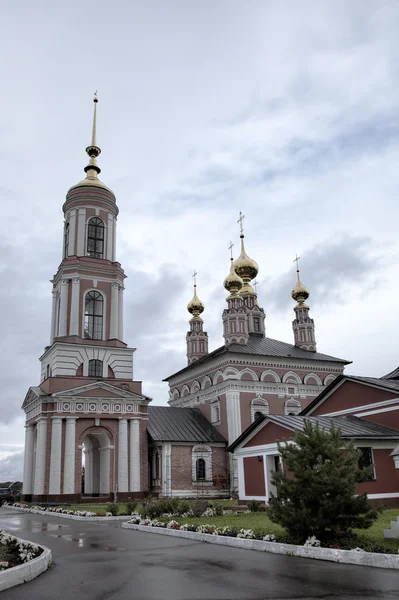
<box><xmin>268</xmin><ymin>420</ymin><xmax>377</xmax><ymax>542</ymax></box>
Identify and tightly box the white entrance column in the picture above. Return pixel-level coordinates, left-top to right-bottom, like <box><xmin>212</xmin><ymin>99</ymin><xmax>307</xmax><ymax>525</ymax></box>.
<box><xmin>162</xmin><ymin>443</ymin><xmax>172</xmax><ymax>496</ymax></box>
<box><xmin>99</xmin><ymin>446</ymin><xmax>111</xmax><ymax>494</ymax></box>
<box><xmin>118</xmin><ymin>419</ymin><xmax>128</xmax><ymax>492</ymax></box>
<box><xmin>63</xmin><ymin>417</ymin><xmax>77</xmax><ymax>495</ymax></box>
<box><xmin>58</xmin><ymin>279</ymin><xmax>69</xmax><ymax>337</ymax></box>
<box><xmin>33</xmin><ymin>418</ymin><xmax>47</xmax><ymax>496</ymax></box>
<box><xmin>118</xmin><ymin>286</ymin><xmax>124</xmax><ymax>341</ymax></box>
<box><xmin>129</xmin><ymin>419</ymin><xmax>141</xmax><ymax>492</ymax></box>
<box><xmin>22</xmin><ymin>425</ymin><xmax>34</xmax><ymax>495</ymax></box>
<box><xmin>49</xmin><ymin>417</ymin><xmax>63</xmax><ymax>495</ymax></box>
<box><xmin>110</xmin><ymin>283</ymin><xmax>119</xmax><ymax>339</ymax></box>
<box><xmin>69</xmin><ymin>278</ymin><xmax>80</xmax><ymax>335</ymax></box>
<box><xmin>84</xmin><ymin>445</ymin><xmax>93</xmax><ymax>495</ymax></box>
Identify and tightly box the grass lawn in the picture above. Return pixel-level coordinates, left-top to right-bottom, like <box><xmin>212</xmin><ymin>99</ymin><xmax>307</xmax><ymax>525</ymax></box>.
<box><xmin>173</xmin><ymin>509</ymin><xmax>399</xmax><ymax>553</ymax></box>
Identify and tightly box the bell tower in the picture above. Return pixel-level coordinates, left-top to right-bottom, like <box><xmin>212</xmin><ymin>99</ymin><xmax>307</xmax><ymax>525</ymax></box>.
<box><xmin>186</xmin><ymin>272</ymin><xmax>209</xmax><ymax>365</ymax></box>
<box><xmin>22</xmin><ymin>96</ymin><xmax>151</xmax><ymax>504</ymax></box>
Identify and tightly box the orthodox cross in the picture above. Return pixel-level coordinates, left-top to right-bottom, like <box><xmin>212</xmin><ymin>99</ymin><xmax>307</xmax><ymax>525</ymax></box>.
<box><xmin>237</xmin><ymin>211</ymin><xmax>245</xmax><ymax>235</ymax></box>
<box><xmin>293</xmin><ymin>254</ymin><xmax>301</xmax><ymax>273</ymax></box>
<box><xmin>228</xmin><ymin>240</ymin><xmax>234</xmax><ymax>259</ymax></box>
<box><xmin>192</xmin><ymin>270</ymin><xmax>198</xmax><ymax>286</ymax></box>
<box><xmin>253</xmin><ymin>279</ymin><xmax>259</xmax><ymax>294</ymax></box>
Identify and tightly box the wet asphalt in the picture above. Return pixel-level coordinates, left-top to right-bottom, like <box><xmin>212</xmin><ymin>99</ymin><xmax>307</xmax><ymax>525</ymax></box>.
<box><xmin>0</xmin><ymin>507</ymin><xmax>398</xmax><ymax>600</ymax></box>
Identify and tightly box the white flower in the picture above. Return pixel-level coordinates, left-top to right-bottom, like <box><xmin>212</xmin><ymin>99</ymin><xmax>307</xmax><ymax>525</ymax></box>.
<box><xmin>106</xmin><ymin>512</ymin><xmax>113</xmax><ymax>517</ymax></box>
<box><xmin>304</xmin><ymin>536</ymin><xmax>321</xmax><ymax>547</ymax></box>
<box><xmin>263</xmin><ymin>534</ymin><xmax>276</xmax><ymax>542</ymax></box>
<box><xmin>351</xmin><ymin>547</ymin><xmax>365</xmax><ymax>552</ymax></box>
<box><xmin>237</xmin><ymin>528</ymin><xmax>255</xmax><ymax>539</ymax></box>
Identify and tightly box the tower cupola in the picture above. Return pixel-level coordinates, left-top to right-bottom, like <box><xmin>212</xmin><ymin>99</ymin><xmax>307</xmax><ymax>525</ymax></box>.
<box><xmin>292</xmin><ymin>255</ymin><xmax>317</xmax><ymax>352</ymax></box>
<box><xmin>186</xmin><ymin>272</ymin><xmax>208</xmax><ymax>365</ymax></box>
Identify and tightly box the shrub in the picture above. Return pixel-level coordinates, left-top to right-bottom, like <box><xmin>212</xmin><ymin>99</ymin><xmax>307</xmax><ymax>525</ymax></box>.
<box><xmin>126</xmin><ymin>499</ymin><xmax>138</xmax><ymax>515</ymax></box>
<box><xmin>106</xmin><ymin>503</ymin><xmax>119</xmax><ymax>516</ymax></box>
<box><xmin>191</xmin><ymin>500</ymin><xmax>209</xmax><ymax>517</ymax></box>
<box><xmin>247</xmin><ymin>500</ymin><xmax>262</xmax><ymax>512</ymax></box>
<box><xmin>269</xmin><ymin>421</ymin><xmax>377</xmax><ymax>543</ymax></box>
<box><xmin>213</xmin><ymin>502</ymin><xmax>224</xmax><ymax>516</ymax></box>
<box><xmin>140</xmin><ymin>499</ymin><xmax>164</xmax><ymax>519</ymax></box>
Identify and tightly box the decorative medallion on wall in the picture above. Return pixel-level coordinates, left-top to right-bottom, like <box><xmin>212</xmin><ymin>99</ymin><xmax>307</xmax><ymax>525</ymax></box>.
<box><xmin>62</xmin><ymin>403</ymin><xmax>71</xmax><ymax>411</ymax></box>
<box><xmin>89</xmin><ymin>403</ymin><xmax>97</xmax><ymax>412</ymax></box>
<box><xmin>76</xmin><ymin>403</ymin><xmax>84</xmax><ymax>411</ymax></box>
<box><xmin>102</xmin><ymin>404</ymin><xmax>109</xmax><ymax>412</ymax></box>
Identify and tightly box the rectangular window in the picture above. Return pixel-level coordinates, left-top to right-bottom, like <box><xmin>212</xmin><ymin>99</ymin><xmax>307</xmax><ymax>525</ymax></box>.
<box><xmin>357</xmin><ymin>447</ymin><xmax>375</xmax><ymax>480</ymax></box>
<box><xmin>253</xmin><ymin>317</ymin><xmax>260</xmax><ymax>332</ymax></box>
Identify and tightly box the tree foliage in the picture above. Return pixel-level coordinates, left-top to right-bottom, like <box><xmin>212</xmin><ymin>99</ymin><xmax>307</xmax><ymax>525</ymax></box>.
<box><xmin>268</xmin><ymin>420</ymin><xmax>377</xmax><ymax>542</ymax></box>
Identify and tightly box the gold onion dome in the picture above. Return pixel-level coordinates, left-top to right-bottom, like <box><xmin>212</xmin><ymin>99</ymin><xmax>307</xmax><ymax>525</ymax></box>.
<box><xmin>233</xmin><ymin>234</ymin><xmax>259</xmax><ymax>294</ymax></box>
<box><xmin>224</xmin><ymin>258</ymin><xmax>244</xmax><ymax>296</ymax></box>
<box><xmin>291</xmin><ymin>275</ymin><xmax>310</xmax><ymax>305</ymax></box>
<box><xmin>187</xmin><ymin>285</ymin><xmax>205</xmax><ymax>318</ymax></box>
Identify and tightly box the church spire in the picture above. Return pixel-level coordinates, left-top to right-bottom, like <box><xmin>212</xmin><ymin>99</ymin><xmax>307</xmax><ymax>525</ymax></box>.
<box><xmin>291</xmin><ymin>255</ymin><xmax>317</xmax><ymax>352</ymax></box>
<box><xmin>186</xmin><ymin>271</ymin><xmax>208</xmax><ymax>365</ymax></box>
<box><xmin>84</xmin><ymin>92</ymin><xmax>101</xmax><ymax>178</ymax></box>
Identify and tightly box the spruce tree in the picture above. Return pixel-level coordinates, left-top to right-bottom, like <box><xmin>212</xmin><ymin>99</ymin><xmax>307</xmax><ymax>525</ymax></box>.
<box><xmin>268</xmin><ymin>420</ymin><xmax>377</xmax><ymax>542</ymax></box>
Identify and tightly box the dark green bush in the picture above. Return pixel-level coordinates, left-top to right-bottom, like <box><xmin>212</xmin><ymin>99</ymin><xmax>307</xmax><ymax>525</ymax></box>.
<box><xmin>247</xmin><ymin>500</ymin><xmax>262</xmax><ymax>512</ymax></box>
<box><xmin>191</xmin><ymin>500</ymin><xmax>208</xmax><ymax>517</ymax></box>
<box><xmin>126</xmin><ymin>499</ymin><xmax>138</xmax><ymax>514</ymax></box>
<box><xmin>107</xmin><ymin>503</ymin><xmax>119</xmax><ymax>516</ymax></box>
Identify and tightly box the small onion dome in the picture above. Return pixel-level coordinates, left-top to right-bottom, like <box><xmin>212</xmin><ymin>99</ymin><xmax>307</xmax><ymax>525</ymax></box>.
<box><xmin>233</xmin><ymin>235</ymin><xmax>259</xmax><ymax>294</ymax></box>
<box><xmin>224</xmin><ymin>258</ymin><xmax>244</xmax><ymax>296</ymax></box>
<box><xmin>291</xmin><ymin>278</ymin><xmax>310</xmax><ymax>305</ymax></box>
<box><xmin>187</xmin><ymin>285</ymin><xmax>205</xmax><ymax>317</ymax></box>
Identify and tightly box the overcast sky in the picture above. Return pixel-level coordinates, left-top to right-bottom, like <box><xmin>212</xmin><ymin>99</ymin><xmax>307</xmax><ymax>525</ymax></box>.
<box><xmin>1</xmin><ymin>1</ymin><xmax>399</xmax><ymax>480</ymax></box>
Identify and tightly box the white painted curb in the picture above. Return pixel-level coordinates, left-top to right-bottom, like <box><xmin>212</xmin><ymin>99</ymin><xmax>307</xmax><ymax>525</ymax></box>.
<box><xmin>0</xmin><ymin>536</ymin><xmax>51</xmax><ymax>592</ymax></box>
<box><xmin>122</xmin><ymin>523</ymin><xmax>399</xmax><ymax>570</ymax></box>
<box><xmin>6</xmin><ymin>505</ymin><xmax>131</xmax><ymax>522</ymax></box>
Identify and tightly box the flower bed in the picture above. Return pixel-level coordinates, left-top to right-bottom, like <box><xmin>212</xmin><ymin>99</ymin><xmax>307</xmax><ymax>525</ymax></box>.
<box><xmin>12</xmin><ymin>503</ymin><xmax>98</xmax><ymax>517</ymax></box>
<box><xmin>0</xmin><ymin>530</ymin><xmax>42</xmax><ymax>572</ymax></box>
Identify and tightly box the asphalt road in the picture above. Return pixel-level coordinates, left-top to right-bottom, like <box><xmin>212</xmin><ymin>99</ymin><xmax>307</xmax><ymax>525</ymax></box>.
<box><xmin>0</xmin><ymin>507</ymin><xmax>398</xmax><ymax>600</ymax></box>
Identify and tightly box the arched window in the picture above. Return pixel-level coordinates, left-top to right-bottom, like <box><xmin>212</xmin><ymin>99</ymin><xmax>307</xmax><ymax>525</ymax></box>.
<box><xmin>251</xmin><ymin>396</ymin><xmax>269</xmax><ymax>423</ymax></box>
<box><xmin>196</xmin><ymin>458</ymin><xmax>206</xmax><ymax>481</ymax></box>
<box><xmin>87</xmin><ymin>217</ymin><xmax>104</xmax><ymax>258</ymax></box>
<box><xmin>64</xmin><ymin>222</ymin><xmax>70</xmax><ymax>257</ymax></box>
<box><xmin>88</xmin><ymin>359</ymin><xmax>103</xmax><ymax>377</ymax></box>
<box><xmin>84</xmin><ymin>291</ymin><xmax>103</xmax><ymax>339</ymax></box>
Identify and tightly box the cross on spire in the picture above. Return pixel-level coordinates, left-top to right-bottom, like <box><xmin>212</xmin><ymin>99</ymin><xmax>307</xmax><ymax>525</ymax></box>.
<box><xmin>192</xmin><ymin>270</ymin><xmax>198</xmax><ymax>286</ymax></box>
<box><xmin>253</xmin><ymin>279</ymin><xmax>259</xmax><ymax>294</ymax></box>
<box><xmin>293</xmin><ymin>254</ymin><xmax>301</xmax><ymax>281</ymax></box>
<box><xmin>228</xmin><ymin>240</ymin><xmax>234</xmax><ymax>259</ymax></box>
<box><xmin>237</xmin><ymin>211</ymin><xmax>245</xmax><ymax>235</ymax></box>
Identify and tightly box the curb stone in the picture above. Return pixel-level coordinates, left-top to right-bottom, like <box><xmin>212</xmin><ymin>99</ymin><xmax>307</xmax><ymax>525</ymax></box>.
<box><xmin>6</xmin><ymin>505</ymin><xmax>131</xmax><ymax>521</ymax></box>
<box><xmin>0</xmin><ymin>535</ymin><xmax>52</xmax><ymax>592</ymax></box>
<box><xmin>122</xmin><ymin>523</ymin><xmax>399</xmax><ymax>570</ymax></box>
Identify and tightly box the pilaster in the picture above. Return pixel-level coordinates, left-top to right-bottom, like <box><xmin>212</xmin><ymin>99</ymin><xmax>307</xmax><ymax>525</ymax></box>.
<box><xmin>110</xmin><ymin>283</ymin><xmax>119</xmax><ymax>339</ymax></box>
<box><xmin>69</xmin><ymin>278</ymin><xmax>80</xmax><ymax>336</ymax></box>
<box><xmin>118</xmin><ymin>286</ymin><xmax>124</xmax><ymax>341</ymax></box>
<box><xmin>58</xmin><ymin>279</ymin><xmax>69</xmax><ymax>337</ymax></box>
<box><xmin>49</xmin><ymin>290</ymin><xmax>57</xmax><ymax>345</ymax></box>
<box><xmin>226</xmin><ymin>390</ymin><xmax>241</xmax><ymax>444</ymax></box>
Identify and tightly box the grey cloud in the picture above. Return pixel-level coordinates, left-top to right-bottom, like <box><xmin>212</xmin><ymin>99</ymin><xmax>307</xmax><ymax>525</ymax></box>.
<box><xmin>264</xmin><ymin>234</ymin><xmax>384</xmax><ymax>314</ymax></box>
<box><xmin>0</xmin><ymin>451</ymin><xmax>24</xmax><ymax>481</ymax></box>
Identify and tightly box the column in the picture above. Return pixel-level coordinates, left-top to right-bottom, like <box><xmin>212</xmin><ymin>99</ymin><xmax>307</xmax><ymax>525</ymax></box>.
<box><xmin>118</xmin><ymin>418</ymin><xmax>128</xmax><ymax>492</ymax></box>
<box><xmin>22</xmin><ymin>425</ymin><xmax>34</xmax><ymax>495</ymax></box>
<box><xmin>129</xmin><ymin>419</ymin><xmax>141</xmax><ymax>492</ymax></box>
<box><xmin>84</xmin><ymin>447</ymin><xmax>93</xmax><ymax>494</ymax></box>
<box><xmin>99</xmin><ymin>447</ymin><xmax>111</xmax><ymax>494</ymax></box>
<box><xmin>112</xmin><ymin>218</ymin><xmax>117</xmax><ymax>262</ymax></box>
<box><xmin>107</xmin><ymin>214</ymin><xmax>114</xmax><ymax>261</ymax></box>
<box><xmin>33</xmin><ymin>418</ymin><xmax>47</xmax><ymax>496</ymax></box>
<box><xmin>118</xmin><ymin>286</ymin><xmax>124</xmax><ymax>341</ymax></box>
<box><xmin>110</xmin><ymin>283</ymin><xmax>119</xmax><ymax>339</ymax></box>
<box><xmin>49</xmin><ymin>290</ymin><xmax>57</xmax><ymax>345</ymax></box>
<box><xmin>49</xmin><ymin>417</ymin><xmax>63</xmax><ymax>495</ymax></box>
<box><xmin>76</xmin><ymin>208</ymin><xmax>86</xmax><ymax>256</ymax></box>
<box><xmin>69</xmin><ymin>277</ymin><xmax>80</xmax><ymax>335</ymax></box>
<box><xmin>58</xmin><ymin>279</ymin><xmax>69</xmax><ymax>337</ymax></box>
<box><xmin>63</xmin><ymin>417</ymin><xmax>77</xmax><ymax>494</ymax></box>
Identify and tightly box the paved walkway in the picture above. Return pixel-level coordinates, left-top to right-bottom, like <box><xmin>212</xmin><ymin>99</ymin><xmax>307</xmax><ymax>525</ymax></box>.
<box><xmin>0</xmin><ymin>507</ymin><xmax>398</xmax><ymax>599</ymax></box>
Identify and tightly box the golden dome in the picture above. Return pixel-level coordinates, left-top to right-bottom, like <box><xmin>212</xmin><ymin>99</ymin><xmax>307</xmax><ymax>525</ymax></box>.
<box><xmin>233</xmin><ymin>234</ymin><xmax>259</xmax><ymax>294</ymax></box>
<box><xmin>291</xmin><ymin>275</ymin><xmax>310</xmax><ymax>305</ymax></box>
<box><xmin>187</xmin><ymin>285</ymin><xmax>205</xmax><ymax>318</ymax></box>
<box><xmin>224</xmin><ymin>258</ymin><xmax>244</xmax><ymax>296</ymax></box>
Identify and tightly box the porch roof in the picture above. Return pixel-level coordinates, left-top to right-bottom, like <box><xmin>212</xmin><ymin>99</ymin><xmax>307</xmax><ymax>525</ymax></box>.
<box><xmin>148</xmin><ymin>406</ymin><xmax>226</xmax><ymax>443</ymax></box>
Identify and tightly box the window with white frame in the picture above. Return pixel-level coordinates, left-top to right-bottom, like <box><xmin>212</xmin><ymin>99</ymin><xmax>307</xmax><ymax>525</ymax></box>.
<box><xmin>87</xmin><ymin>217</ymin><xmax>104</xmax><ymax>258</ymax></box>
<box><xmin>284</xmin><ymin>398</ymin><xmax>302</xmax><ymax>415</ymax></box>
<box><xmin>84</xmin><ymin>291</ymin><xmax>104</xmax><ymax>339</ymax></box>
<box><xmin>251</xmin><ymin>397</ymin><xmax>269</xmax><ymax>422</ymax></box>
<box><xmin>192</xmin><ymin>445</ymin><xmax>212</xmax><ymax>482</ymax></box>
<box><xmin>210</xmin><ymin>398</ymin><xmax>221</xmax><ymax>424</ymax></box>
